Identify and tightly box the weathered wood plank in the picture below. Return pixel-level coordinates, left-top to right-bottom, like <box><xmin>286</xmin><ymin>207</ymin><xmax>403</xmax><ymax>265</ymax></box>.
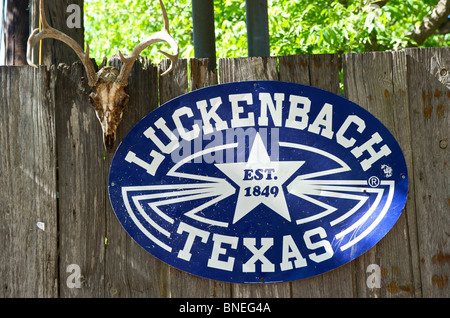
<box><xmin>309</xmin><ymin>54</ymin><xmax>341</xmax><ymax>95</ymax></box>
<box><xmin>0</xmin><ymin>66</ymin><xmax>58</xmax><ymax>297</ymax></box>
<box><xmin>190</xmin><ymin>58</ymin><xmax>218</xmax><ymax>91</ymax></box>
<box><xmin>219</xmin><ymin>57</ymin><xmax>279</xmax><ymax>83</ymax></box>
<box><xmin>280</xmin><ymin>53</ymin><xmax>355</xmax><ymax>298</ymax></box>
<box><xmin>278</xmin><ymin>55</ymin><xmax>309</xmax><ymax>84</ymax></box>
<box><xmin>218</xmin><ymin>56</ymin><xmax>291</xmax><ymax>298</ymax></box>
<box><xmin>55</xmin><ymin>62</ymin><xmax>107</xmax><ymax>297</ymax></box>
<box><xmin>343</xmin><ymin>51</ymin><xmax>419</xmax><ymax>297</ymax></box>
<box><xmin>405</xmin><ymin>47</ymin><xmax>450</xmax><ymax>297</ymax></box>
<box><xmin>104</xmin><ymin>57</ymin><xmax>163</xmax><ymax>297</ymax></box>
<box><xmin>159</xmin><ymin>58</ymin><xmax>188</xmax><ymax>105</ymax></box>
<box><xmin>391</xmin><ymin>50</ymin><xmax>421</xmax><ymax>297</ymax></box>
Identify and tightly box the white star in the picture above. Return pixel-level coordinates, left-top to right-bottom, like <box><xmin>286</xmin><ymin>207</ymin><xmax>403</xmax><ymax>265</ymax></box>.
<box><xmin>215</xmin><ymin>133</ymin><xmax>304</xmax><ymax>224</ymax></box>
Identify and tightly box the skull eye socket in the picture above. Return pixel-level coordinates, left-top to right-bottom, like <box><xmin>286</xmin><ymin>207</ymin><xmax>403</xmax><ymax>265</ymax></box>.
<box><xmin>116</xmin><ymin>93</ymin><xmax>129</xmax><ymax>110</ymax></box>
<box><xmin>89</xmin><ymin>93</ymin><xmax>101</xmax><ymax>109</ymax></box>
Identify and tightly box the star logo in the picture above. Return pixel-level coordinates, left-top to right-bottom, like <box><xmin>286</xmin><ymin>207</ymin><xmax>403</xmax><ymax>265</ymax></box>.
<box><xmin>215</xmin><ymin>133</ymin><xmax>304</xmax><ymax>224</ymax></box>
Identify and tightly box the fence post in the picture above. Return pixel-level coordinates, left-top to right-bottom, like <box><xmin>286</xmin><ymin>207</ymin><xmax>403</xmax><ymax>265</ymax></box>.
<box><xmin>245</xmin><ymin>0</ymin><xmax>270</xmax><ymax>57</ymax></box>
<box><xmin>192</xmin><ymin>0</ymin><xmax>216</xmax><ymax>70</ymax></box>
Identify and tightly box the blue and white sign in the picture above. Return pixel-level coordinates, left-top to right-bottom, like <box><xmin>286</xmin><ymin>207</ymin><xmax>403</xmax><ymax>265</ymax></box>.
<box><xmin>109</xmin><ymin>81</ymin><xmax>408</xmax><ymax>284</ymax></box>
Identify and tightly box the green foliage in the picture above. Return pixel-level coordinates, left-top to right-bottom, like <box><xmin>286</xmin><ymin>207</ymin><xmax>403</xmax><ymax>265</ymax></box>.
<box><xmin>269</xmin><ymin>0</ymin><xmax>449</xmax><ymax>55</ymax></box>
<box><xmin>84</xmin><ymin>0</ymin><xmax>193</xmax><ymax>63</ymax></box>
<box><xmin>84</xmin><ymin>0</ymin><xmax>449</xmax><ymax>64</ymax></box>
<box><xmin>214</xmin><ymin>0</ymin><xmax>248</xmax><ymax>58</ymax></box>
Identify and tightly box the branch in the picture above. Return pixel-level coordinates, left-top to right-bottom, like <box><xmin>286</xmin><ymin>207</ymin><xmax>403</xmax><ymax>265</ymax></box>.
<box><xmin>407</xmin><ymin>0</ymin><xmax>450</xmax><ymax>47</ymax></box>
<box><xmin>372</xmin><ymin>0</ymin><xmax>389</xmax><ymax>7</ymax></box>
<box><xmin>364</xmin><ymin>0</ymin><xmax>390</xmax><ymax>51</ymax></box>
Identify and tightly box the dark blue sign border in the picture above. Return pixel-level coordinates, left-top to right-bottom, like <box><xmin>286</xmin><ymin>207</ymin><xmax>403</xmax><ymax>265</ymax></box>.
<box><xmin>109</xmin><ymin>81</ymin><xmax>408</xmax><ymax>283</ymax></box>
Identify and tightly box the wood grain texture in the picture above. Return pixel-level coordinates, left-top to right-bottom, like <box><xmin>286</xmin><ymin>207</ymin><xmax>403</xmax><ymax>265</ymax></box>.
<box><xmin>159</xmin><ymin>58</ymin><xmax>188</xmax><ymax>105</ymax></box>
<box><xmin>190</xmin><ymin>58</ymin><xmax>218</xmax><ymax>91</ymax></box>
<box><xmin>405</xmin><ymin>47</ymin><xmax>449</xmax><ymax>297</ymax></box>
<box><xmin>0</xmin><ymin>48</ymin><xmax>448</xmax><ymax>298</ymax></box>
<box><xmin>0</xmin><ymin>66</ymin><xmax>57</xmax><ymax>297</ymax></box>
<box><xmin>343</xmin><ymin>51</ymin><xmax>419</xmax><ymax>297</ymax></box>
<box><xmin>104</xmin><ymin>57</ymin><xmax>162</xmax><ymax>297</ymax></box>
<box><xmin>279</xmin><ymin>55</ymin><xmax>310</xmax><ymax>84</ymax></box>
<box><xmin>55</xmin><ymin>61</ymin><xmax>106</xmax><ymax>297</ymax></box>
<box><xmin>219</xmin><ymin>57</ymin><xmax>279</xmax><ymax>83</ymax></box>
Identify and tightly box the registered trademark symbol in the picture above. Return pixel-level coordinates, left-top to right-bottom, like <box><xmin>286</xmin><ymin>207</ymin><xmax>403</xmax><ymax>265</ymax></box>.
<box><xmin>368</xmin><ymin>176</ymin><xmax>380</xmax><ymax>187</ymax></box>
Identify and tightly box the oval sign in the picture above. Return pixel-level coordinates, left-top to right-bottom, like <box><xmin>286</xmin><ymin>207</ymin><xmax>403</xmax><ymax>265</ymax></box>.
<box><xmin>109</xmin><ymin>81</ymin><xmax>408</xmax><ymax>284</ymax></box>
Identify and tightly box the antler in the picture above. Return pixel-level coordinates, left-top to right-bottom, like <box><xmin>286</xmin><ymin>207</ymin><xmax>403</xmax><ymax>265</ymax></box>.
<box><xmin>117</xmin><ymin>0</ymin><xmax>179</xmax><ymax>87</ymax></box>
<box><xmin>27</xmin><ymin>0</ymin><xmax>98</xmax><ymax>87</ymax></box>
<box><xmin>27</xmin><ymin>0</ymin><xmax>179</xmax><ymax>152</ymax></box>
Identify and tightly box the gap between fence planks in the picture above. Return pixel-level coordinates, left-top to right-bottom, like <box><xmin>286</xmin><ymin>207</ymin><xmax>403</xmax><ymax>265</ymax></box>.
<box><xmin>0</xmin><ymin>47</ymin><xmax>448</xmax><ymax>298</ymax></box>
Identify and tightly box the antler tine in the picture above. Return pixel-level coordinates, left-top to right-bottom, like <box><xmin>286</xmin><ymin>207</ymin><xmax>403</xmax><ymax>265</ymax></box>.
<box><xmin>27</xmin><ymin>0</ymin><xmax>98</xmax><ymax>87</ymax></box>
<box><xmin>117</xmin><ymin>0</ymin><xmax>179</xmax><ymax>87</ymax></box>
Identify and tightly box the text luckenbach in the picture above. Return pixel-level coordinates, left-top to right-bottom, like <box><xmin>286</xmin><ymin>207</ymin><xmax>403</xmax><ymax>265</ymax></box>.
<box><xmin>125</xmin><ymin>91</ymin><xmax>392</xmax><ymax>176</ymax></box>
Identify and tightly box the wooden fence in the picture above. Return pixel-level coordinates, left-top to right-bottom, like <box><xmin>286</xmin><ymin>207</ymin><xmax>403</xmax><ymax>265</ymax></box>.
<box><xmin>0</xmin><ymin>47</ymin><xmax>448</xmax><ymax>298</ymax></box>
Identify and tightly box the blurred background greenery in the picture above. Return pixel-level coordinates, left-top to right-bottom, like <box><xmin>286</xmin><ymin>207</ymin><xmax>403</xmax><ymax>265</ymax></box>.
<box><xmin>84</xmin><ymin>0</ymin><xmax>449</xmax><ymax>64</ymax></box>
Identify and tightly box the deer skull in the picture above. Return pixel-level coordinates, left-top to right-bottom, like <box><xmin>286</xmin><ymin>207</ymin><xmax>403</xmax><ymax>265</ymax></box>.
<box><xmin>27</xmin><ymin>0</ymin><xmax>178</xmax><ymax>152</ymax></box>
<box><xmin>88</xmin><ymin>67</ymin><xmax>129</xmax><ymax>150</ymax></box>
